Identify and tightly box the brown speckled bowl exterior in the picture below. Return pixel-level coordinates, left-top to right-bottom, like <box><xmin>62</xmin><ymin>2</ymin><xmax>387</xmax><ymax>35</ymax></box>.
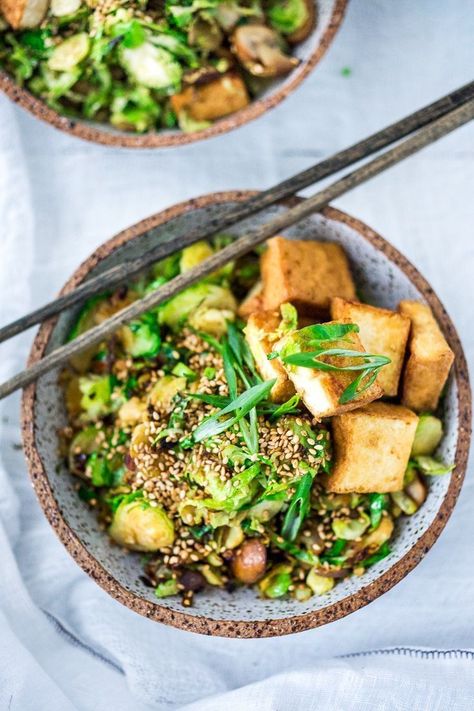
<box><xmin>22</xmin><ymin>191</ymin><xmax>471</xmax><ymax>637</ymax></box>
<box><xmin>0</xmin><ymin>0</ymin><xmax>346</xmax><ymax>148</ymax></box>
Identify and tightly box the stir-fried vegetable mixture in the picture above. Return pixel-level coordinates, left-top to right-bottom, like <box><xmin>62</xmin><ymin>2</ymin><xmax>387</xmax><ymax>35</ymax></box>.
<box><xmin>60</xmin><ymin>238</ymin><xmax>453</xmax><ymax>606</ymax></box>
<box><xmin>0</xmin><ymin>0</ymin><xmax>315</xmax><ymax>133</ymax></box>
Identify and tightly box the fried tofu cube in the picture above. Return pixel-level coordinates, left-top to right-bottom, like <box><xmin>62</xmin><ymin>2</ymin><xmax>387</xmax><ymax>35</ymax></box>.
<box><xmin>0</xmin><ymin>0</ymin><xmax>49</xmax><ymax>28</ymax></box>
<box><xmin>399</xmin><ymin>300</ymin><xmax>454</xmax><ymax>411</ymax></box>
<box><xmin>326</xmin><ymin>402</ymin><xmax>419</xmax><ymax>493</ymax></box>
<box><xmin>278</xmin><ymin>321</ymin><xmax>383</xmax><ymax>418</ymax></box>
<box><xmin>244</xmin><ymin>311</ymin><xmax>295</xmax><ymax>402</ymax></box>
<box><xmin>331</xmin><ymin>297</ymin><xmax>410</xmax><ymax>397</ymax></box>
<box><xmin>261</xmin><ymin>237</ymin><xmax>356</xmax><ymax>316</ymax></box>
<box><xmin>170</xmin><ymin>73</ymin><xmax>249</xmax><ymax>122</ymax></box>
<box><xmin>238</xmin><ymin>281</ymin><xmax>264</xmax><ymax>320</ymax></box>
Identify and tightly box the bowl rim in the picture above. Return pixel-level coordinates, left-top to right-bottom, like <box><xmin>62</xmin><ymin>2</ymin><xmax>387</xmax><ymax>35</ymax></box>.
<box><xmin>0</xmin><ymin>0</ymin><xmax>347</xmax><ymax>148</ymax></box>
<box><xmin>21</xmin><ymin>190</ymin><xmax>472</xmax><ymax>638</ymax></box>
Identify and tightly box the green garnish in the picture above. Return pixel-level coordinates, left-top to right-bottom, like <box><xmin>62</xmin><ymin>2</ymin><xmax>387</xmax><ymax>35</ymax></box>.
<box><xmin>172</xmin><ymin>362</ymin><xmax>197</xmax><ymax>381</ymax></box>
<box><xmin>278</xmin><ymin>323</ymin><xmax>391</xmax><ymax>404</ymax></box>
<box><xmin>360</xmin><ymin>542</ymin><xmax>391</xmax><ymax>568</ymax></box>
<box><xmin>222</xmin><ymin>338</ymin><xmax>238</xmax><ymax>399</ymax></box>
<box><xmin>107</xmin><ymin>489</ymin><xmax>144</xmax><ymax>514</ymax></box>
<box><xmin>189</xmin><ymin>523</ymin><xmax>213</xmax><ymax>540</ymax></box>
<box><xmin>319</xmin><ymin>538</ymin><xmax>347</xmax><ymax>566</ymax></box>
<box><xmin>78</xmin><ymin>484</ymin><xmax>96</xmax><ymax>502</ymax></box>
<box><xmin>271</xmin><ymin>535</ymin><xmax>319</xmax><ymax>565</ymax></box>
<box><xmin>281</xmin><ymin>470</ymin><xmax>314</xmax><ymax>542</ymax></box>
<box><xmin>193</xmin><ymin>379</ymin><xmax>275</xmax><ymax>443</ymax></box>
<box><xmin>368</xmin><ymin>493</ymin><xmax>389</xmax><ymax>530</ymax></box>
<box><xmin>269</xmin><ymin>393</ymin><xmax>301</xmax><ymax>419</ymax></box>
<box><xmin>278</xmin><ymin>302</ymin><xmax>298</xmax><ymax>334</ymax></box>
<box><xmin>88</xmin><ymin>452</ymin><xmax>113</xmax><ymax>487</ymax></box>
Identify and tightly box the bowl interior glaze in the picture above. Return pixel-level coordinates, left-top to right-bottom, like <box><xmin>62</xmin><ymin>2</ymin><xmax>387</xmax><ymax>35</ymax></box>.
<box><xmin>0</xmin><ymin>0</ymin><xmax>346</xmax><ymax>148</ymax></box>
<box><xmin>22</xmin><ymin>192</ymin><xmax>471</xmax><ymax>637</ymax></box>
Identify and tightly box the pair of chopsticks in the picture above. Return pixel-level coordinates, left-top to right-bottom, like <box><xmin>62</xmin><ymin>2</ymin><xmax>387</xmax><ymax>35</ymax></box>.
<box><xmin>1</xmin><ymin>81</ymin><xmax>474</xmax><ymax>401</ymax></box>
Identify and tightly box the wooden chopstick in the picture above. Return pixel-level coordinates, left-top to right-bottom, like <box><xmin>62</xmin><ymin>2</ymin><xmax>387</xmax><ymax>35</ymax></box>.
<box><xmin>2</xmin><ymin>96</ymin><xmax>473</xmax><ymax>401</ymax></box>
<box><xmin>1</xmin><ymin>81</ymin><xmax>473</xmax><ymax>345</ymax></box>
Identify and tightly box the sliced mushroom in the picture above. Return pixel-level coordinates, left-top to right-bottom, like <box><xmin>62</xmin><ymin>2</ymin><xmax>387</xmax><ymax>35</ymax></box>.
<box><xmin>231</xmin><ymin>24</ymin><xmax>299</xmax><ymax>77</ymax></box>
<box><xmin>405</xmin><ymin>473</ymin><xmax>428</xmax><ymax>508</ymax></box>
<box><xmin>170</xmin><ymin>72</ymin><xmax>250</xmax><ymax>122</ymax></box>
<box><xmin>183</xmin><ymin>66</ymin><xmax>224</xmax><ymax>87</ymax></box>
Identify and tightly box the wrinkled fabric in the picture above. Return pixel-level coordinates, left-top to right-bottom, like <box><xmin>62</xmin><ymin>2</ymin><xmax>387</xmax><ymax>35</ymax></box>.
<box><xmin>0</xmin><ymin>0</ymin><xmax>473</xmax><ymax>708</ymax></box>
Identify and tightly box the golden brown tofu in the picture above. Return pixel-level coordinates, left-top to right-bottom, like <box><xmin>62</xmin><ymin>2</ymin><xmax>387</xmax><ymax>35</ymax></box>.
<box><xmin>0</xmin><ymin>0</ymin><xmax>49</xmax><ymax>27</ymax></box>
<box><xmin>326</xmin><ymin>402</ymin><xmax>419</xmax><ymax>494</ymax></box>
<box><xmin>170</xmin><ymin>73</ymin><xmax>249</xmax><ymax>122</ymax></box>
<box><xmin>238</xmin><ymin>281</ymin><xmax>264</xmax><ymax>320</ymax></box>
<box><xmin>244</xmin><ymin>311</ymin><xmax>295</xmax><ymax>402</ymax></box>
<box><xmin>331</xmin><ymin>297</ymin><xmax>410</xmax><ymax>397</ymax></box>
<box><xmin>399</xmin><ymin>300</ymin><xmax>454</xmax><ymax>411</ymax></box>
<box><xmin>278</xmin><ymin>321</ymin><xmax>383</xmax><ymax>418</ymax></box>
<box><xmin>260</xmin><ymin>237</ymin><xmax>356</xmax><ymax>316</ymax></box>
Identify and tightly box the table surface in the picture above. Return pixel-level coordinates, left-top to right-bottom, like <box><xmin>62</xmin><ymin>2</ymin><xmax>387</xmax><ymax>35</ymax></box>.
<box><xmin>0</xmin><ymin>0</ymin><xmax>473</xmax><ymax>709</ymax></box>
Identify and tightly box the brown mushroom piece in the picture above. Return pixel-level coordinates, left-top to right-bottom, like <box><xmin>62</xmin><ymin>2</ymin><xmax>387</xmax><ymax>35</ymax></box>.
<box><xmin>231</xmin><ymin>24</ymin><xmax>299</xmax><ymax>78</ymax></box>
<box><xmin>405</xmin><ymin>473</ymin><xmax>428</xmax><ymax>507</ymax></box>
<box><xmin>231</xmin><ymin>539</ymin><xmax>267</xmax><ymax>584</ymax></box>
<box><xmin>170</xmin><ymin>73</ymin><xmax>250</xmax><ymax>122</ymax></box>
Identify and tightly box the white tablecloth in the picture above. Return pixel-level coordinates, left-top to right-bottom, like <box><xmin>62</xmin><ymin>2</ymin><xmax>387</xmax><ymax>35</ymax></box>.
<box><xmin>1</xmin><ymin>1</ymin><xmax>473</xmax><ymax>708</ymax></box>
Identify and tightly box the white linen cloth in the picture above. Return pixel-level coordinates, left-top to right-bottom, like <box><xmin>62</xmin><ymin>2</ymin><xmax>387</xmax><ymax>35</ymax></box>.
<box><xmin>0</xmin><ymin>0</ymin><xmax>474</xmax><ymax>708</ymax></box>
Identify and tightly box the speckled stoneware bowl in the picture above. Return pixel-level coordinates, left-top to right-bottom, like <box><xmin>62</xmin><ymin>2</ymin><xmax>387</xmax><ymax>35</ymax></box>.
<box><xmin>0</xmin><ymin>0</ymin><xmax>346</xmax><ymax>148</ymax></box>
<box><xmin>22</xmin><ymin>191</ymin><xmax>471</xmax><ymax>637</ymax></box>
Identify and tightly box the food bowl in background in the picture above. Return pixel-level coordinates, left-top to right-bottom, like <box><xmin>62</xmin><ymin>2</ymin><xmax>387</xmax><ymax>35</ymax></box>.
<box><xmin>21</xmin><ymin>191</ymin><xmax>471</xmax><ymax>637</ymax></box>
<box><xmin>0</xmin><ymin>0</ymin><xmax>346</xmax><ymax>148</ymax></box>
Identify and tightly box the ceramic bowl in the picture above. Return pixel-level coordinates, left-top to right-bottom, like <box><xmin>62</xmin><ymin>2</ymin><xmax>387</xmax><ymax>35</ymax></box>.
<box><xmin>22</xmin><ymin>191</ymin><xmax>471</xmax><ymax>637</ymax></box>
<box><xmin>0</xmin><ymin>0</ymin><xmax>346</xmax><ymax>148</ymax></box>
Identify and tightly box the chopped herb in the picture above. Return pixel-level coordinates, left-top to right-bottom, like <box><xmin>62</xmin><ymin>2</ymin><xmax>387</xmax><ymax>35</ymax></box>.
<box><xmin>281</xmin><ymin>471</ymin><xmax>314</xmax><ymax>541</ymax></box>
<box><xmin>78</xmin><ymin>484</ymin><xmax>96</xmax><ymax>502</ymax></box>
<box><xmin>172</xmin><ymin>362</ymin><xmax>197</xmax><ymax>381</ymax></box>
<box><xmin>190</xmin><ymin>392</ymin><xmax>230</xmax><ymax>408</ymax></box>
<box><xmin>222</xmin><ymin>338</ymin><xmax>238</xmax><ymax>399</ymax></box>
<box><xmin>278</xmin><ymin>302</ymin><xmax>298</xmax><ymax>334</ymax></box>
<box><xmin>193</xmin><ymin>379</ymin><xmax>276</xmax><ymax>443</ymax></box>
<box><xmin>269</xmin><ymin>393</ymin><xmax>301</xmax><ymax>419</ymax></box>
<box><xmin>189</xmin><ymin>524</ymin><xmax>213</xmax><ymax>540</ymax></box>
<box><xmin>360</xmin><ymin>542</ymin><xmax>391</xmax><ymax>568</ymax></box>
<box><xmin>319</xmin><ymin>538</ymin><xmax>347</xmax><ymax>566</ymax></box>
<box><xmin>279</xmin><ymin>323</ymin><xmax>391</xmax><ymax>404</ymax></box>
<box><xmin>123</xmin><ymin>375</ymin><xmax>138</xmax><ymax>398</ymax></box>
<box><xmin>107</xmin><ymin>489</ymin><xmax>143</xmax><ymax>514</ymax></box>
<box><xmin>88</xmin><ymin>452</ymin><xmax>114</xmax><ymax>487</ymax></box>
<box><xmin>368</xmin><ymin>493</ymin><xmax>388</xmax><ymax>529</ymax></box>
<box><xmin>271</xmin><ymin>535</ymin><xmax>319</xmax><ymax>566</ymax></box>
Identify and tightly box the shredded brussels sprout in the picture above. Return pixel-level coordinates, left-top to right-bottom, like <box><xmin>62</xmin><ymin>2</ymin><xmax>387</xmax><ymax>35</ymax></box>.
<box><xmin>59</xmin><ymin>237</ymin><xmax>453</xmax><ymax>606</ymax></box>
<box><xmin>0</xmin><ymin>0</ymin><xmax>304</xmax><ymax>133</ymax></box>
